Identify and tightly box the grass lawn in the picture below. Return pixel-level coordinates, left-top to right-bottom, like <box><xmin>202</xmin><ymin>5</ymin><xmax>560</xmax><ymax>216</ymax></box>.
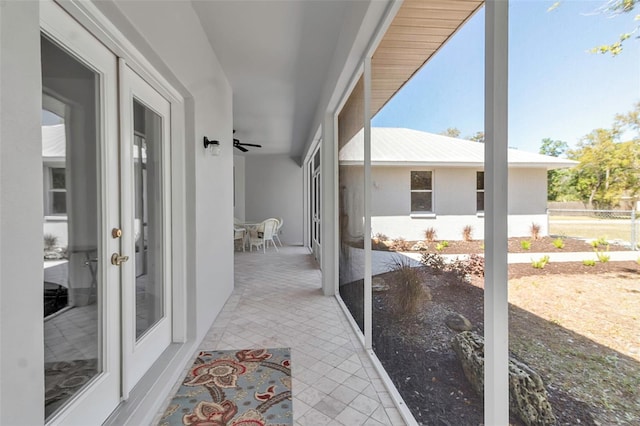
<box><xmin>549</xmin><ymin>216</ymin><xmax>638</xmax><ymax>243</ymax></box>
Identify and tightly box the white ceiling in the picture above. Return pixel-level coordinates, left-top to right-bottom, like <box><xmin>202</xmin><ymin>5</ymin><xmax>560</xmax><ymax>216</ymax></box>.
<box><xmin>191</xmin><ymin>0</ymin><xmax>361</xmax><ymax>158</ymax></box>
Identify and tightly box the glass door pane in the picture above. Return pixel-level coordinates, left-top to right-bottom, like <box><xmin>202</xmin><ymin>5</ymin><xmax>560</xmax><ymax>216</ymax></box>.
<box><xmin>133</xmin><ymin>100</ymin><xmax>165</xmax><ymax>340</ymax></box>
<box><xmin>122</xmin><ymin>66</ymin><xmax>171</xmax><ymax>395</ymax></box>
<box><xmin>41</xmin><ymin>34</ymin><xmax>101</xmax><ymax>420</ymax></box>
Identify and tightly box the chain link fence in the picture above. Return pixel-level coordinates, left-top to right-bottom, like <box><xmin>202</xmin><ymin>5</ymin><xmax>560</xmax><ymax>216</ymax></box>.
<box><xmin>547</xmin><ymin>209</ymin><xmax>639</xmax><ymax>250</ymax></box>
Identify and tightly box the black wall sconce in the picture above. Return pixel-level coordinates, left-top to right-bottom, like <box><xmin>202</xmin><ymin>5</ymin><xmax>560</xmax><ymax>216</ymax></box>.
<box><xmin>203</xmin><ymin>136</ymin><xmax>221</xmax><ymax>156</ymax></box>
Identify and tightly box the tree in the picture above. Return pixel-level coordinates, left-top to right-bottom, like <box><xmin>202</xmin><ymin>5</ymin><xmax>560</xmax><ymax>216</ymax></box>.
<box><xmin>589</xmin><ymin>0</ymin><xmax>639</xmax><ymax>56</ymax></box>
<box><xmin>539</xmin><ymin>138</ymin><xmax>568</xmax><ymax>157</ymax></box>
<box><xmin>551</xmin><ymin>0</ymin><xmax>640</xmax><ymax>56</ymax></box>
<box><xmin>440</xmin><ymin>127</ymin><xmax>461</xmax><ymax>138</ymax></box>
<box><xmin>567</xmin><ymin>128</ymin><xmax>640</xmax><ymax>208</ymax></box>
<box><xmin>614</xmin><ymin>100</ymin><xmax>640</xmax><ymax>133</ymax></box>
<box><xmin>539</xmin><ymin>138</ymin><xmax>571</xmax><ymax>201</ymax></box>
<box><xmin>467</xmin><ymin>131</ymin><xmax>485</xmax><ymax>143</ymax></box>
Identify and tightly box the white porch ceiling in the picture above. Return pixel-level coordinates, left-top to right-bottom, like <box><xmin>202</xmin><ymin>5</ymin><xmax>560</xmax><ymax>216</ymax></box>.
<box><xmin>191</xmin><ymin>0</ymin><xmax>356</xmax><ymax>157</ymax></box>
<box><xmin>99</xmin><ymin>0</ymin><xmax>482</xmax><ymax>159</ymax></box>
<box><xmin>191</xmin><ymin>0</ymin><xmax>483</xmax><ymax>159</ymax></box>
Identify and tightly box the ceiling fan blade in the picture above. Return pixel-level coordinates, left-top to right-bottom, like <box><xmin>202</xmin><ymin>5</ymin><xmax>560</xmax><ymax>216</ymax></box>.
<box><xmin>239</xmin><ymin>143</ymin><xmax>262</xmax><ymax>148</ymax></box>
<box><xmin>234</xmin><ymin>144</ymin><xmax>248</xmax><ymax>152</ymax></box>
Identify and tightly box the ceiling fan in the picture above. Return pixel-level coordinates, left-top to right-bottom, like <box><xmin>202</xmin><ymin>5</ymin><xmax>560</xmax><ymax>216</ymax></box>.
<box><xmin>233</xmin><ymin>130</ymin><xmax>262</xmax><ymax>152</ymax></box>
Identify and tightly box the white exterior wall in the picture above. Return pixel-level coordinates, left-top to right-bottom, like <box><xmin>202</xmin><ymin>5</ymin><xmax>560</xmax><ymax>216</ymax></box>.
<box><xmin>0</xmin><ymin>2</ymin><xmax>46</xmax><ymax>424</ymax></box>
<box><xmin>508</xmin><ymin>168</ymin><xmax>547</xmax><ymax>213</ymax></box>
<box><xmin>234</xmin><ymin>155</ymin><xmax>246</xmax><ymax>221</ymax></box>
<box><xmin>507</xmin><ymin>168</ymin><xmax>549</xmax><ymax>237</ymax></box>
<box><xmin>112</xmin><ymin>1</ymin><xmax>235</xmax><ymax>343</ymax></box>
<box><xmin>245</xmin><ymin>155</ymin><xmax>304</xmax><ymax>245</ymax></box>
<box><xmin>343</xmin><ymin>165</ymin><xmax>550</xmax><ymax>241</ymax></box>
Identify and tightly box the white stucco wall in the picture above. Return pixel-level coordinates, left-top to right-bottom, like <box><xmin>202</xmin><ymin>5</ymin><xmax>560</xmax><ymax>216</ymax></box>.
<box><xmin>0</xmin><ymin>2</ymin><xmax>46</xmax><ymax>424</ymax></box>
<box><xmin>245</xmin><ymin>155</ymin><xmax>304</xmax><ymax>245</ymax></box>
<box><xmin>508</xmin><ymin>168</ymin><xmax>548</xmax><ymax>214</ymax></box>
<box><xmin>342</xmin><ymin>165</ymin><xmax>550</xmax><ymax>241</ymax></box>
<box><xmin>233</xmin><ymin>155</ymin><xmax>246</xmax><ymax>221</ymax></box>
<box><xmin>112</xmin><ymin>1</ymin><xmax>235</xmax><ymax>343</ymax></box>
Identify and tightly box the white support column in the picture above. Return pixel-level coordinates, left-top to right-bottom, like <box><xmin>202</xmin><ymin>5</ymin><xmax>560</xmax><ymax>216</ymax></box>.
<box><xmin>484</xmin><ymin>1</ymin><xmax>510</xmax><ymax>425</ymax></box>
<box><xmin>321</xmin><ymin>112</ymin><xmax>338</xmax><ymax>296</ymax></box>
<box><xmin>363</xmin><ymin>56</ymin><xmax>373</xmax><ymax>350</ymax></box>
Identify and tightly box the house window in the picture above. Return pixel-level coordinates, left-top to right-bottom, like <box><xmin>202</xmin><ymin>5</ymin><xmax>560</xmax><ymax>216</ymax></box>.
<box><xmin>410</xmin><ymin>171</ymin><xmax>433</xmax><ymax>212</ymax></box>
<box><xmin>477</xmin><ymin>171</ymin><xmax>484</xmax><ymax>212</ymax></box>
<box><xmin>46</xmin><ymin>167</ymin><xmax>67</xmax><ymax>215</ymax></box>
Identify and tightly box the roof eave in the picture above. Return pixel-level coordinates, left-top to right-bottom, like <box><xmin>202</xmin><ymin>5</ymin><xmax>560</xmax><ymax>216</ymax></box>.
<box><xmin>338</xmin><ymin>160</ymin><xmax>578</xmax><ymax>169</ymax></box>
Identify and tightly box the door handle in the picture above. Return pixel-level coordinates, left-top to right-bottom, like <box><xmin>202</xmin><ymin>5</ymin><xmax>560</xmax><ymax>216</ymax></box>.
<box><xmin>111</xmin><ymin>253</ymin><xmax>129</xmax><ymax>266</ymax></box>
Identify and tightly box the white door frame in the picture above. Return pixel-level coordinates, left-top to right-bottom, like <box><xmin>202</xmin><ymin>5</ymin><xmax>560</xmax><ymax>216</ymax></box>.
<box><xmin>119</xmin><ymin>62</ymin><xmax>173</xmax><ymax>396</ymax></box>
<box><xmin>312</xmin><ymin>166</ymin><xmax>322</xmax><ymax>262</ymax></box>
<box><xmin>41</xmin><ymin>1</ymin><xmax>188</xmax><ymax>423</ymax></box>
<box><xmin>41</xmin><ymin>1</ymin><xmax>121</xmax><ymax>424</ymax></box>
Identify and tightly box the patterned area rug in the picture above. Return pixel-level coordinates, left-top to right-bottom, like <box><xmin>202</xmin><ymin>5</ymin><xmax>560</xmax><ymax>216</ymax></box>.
<box><xmin>160</xmin><ymin>348</ymin><xmax>292</xmax><ymax>426</ymax></box>
<box><xmin>45</xmin><ymin>358</ymin><xmax>98</xmax><ymax>418</ymax></box>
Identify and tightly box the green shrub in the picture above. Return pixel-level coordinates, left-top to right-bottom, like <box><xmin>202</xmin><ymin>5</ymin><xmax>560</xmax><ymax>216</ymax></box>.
<box><xmin>552</xmin><ymin>238</ymin><xmax>565</xmax><ymax>249</ymax></box>
<box><xmin>388</xmin><ymin>257</ymin><xmax>428</xmax><ymax>318</ymax></box>
<box><xmin>595</xmin><ymin>250</ymin><xmax>610</xmax><ymax>263</ymax></box>
<box><xmin>435</xmin><ymin>241</ymin><xmax>449</xmax><ymax>251</ymax></box>
<box><xmin>583</xmin><ymin>259</ymin><xmax>596</xmax><ymax>266</ymax></box>
<box><xmin>424</xmin><ymin>227</ymin><xmax>437</xmax><ymax>242</ymax></box>
<box><xmin>531</xmin><ymin>255</ymin><xmax>550</xmax><ymax>269</ymax></box>
<box><xmin>521</xmin><ymin>240</ymin><xmax>532</xmax><ymax>250</ymax></box>
<box><xmin>591</xmin><ymin>237</ymin><xmax>609</xmax><ymax>249</ymax></box>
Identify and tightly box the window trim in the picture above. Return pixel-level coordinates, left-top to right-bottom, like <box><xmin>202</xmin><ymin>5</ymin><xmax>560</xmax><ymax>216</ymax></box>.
<box><xmin>410</xmin><ymin>170</ymin><xmax>433</xmax><ymax>214</ymax></box>
<box><xmin>476</xmin><ymin>170</ymin><xmax>485</xmax><ymax>213</ymax></box>
<box><xmin>44</xmin><ymin>166</ymin><xmax>68</xmax><ymax>217</ymax></box>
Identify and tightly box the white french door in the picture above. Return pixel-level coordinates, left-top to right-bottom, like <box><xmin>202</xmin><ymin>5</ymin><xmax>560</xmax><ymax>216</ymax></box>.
<box><xmin>41</xmin><ymin>2</ymin><xmax>121</xmax><ymax>424</ymax></box>
<box><xmin>41</xmin><ymin>2</ymin><xmax>173</xmax><ymax>424</ymax></box>
<box><xmin>120</xmin><ymin>64</ymin><xmax>172</xmax><ymax>396</ymax></box>
<box><xmin>311</xmin><ymin>144</ymin><xmax>322</xmax><ymax>263</ymax></box>
<box><xmin>312</xmin><ymin>169</ymin><xmax>321</xmax><ymax>261</ymax></box>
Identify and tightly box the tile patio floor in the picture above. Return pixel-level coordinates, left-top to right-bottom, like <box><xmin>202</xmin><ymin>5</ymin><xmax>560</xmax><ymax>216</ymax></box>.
<box><xmin>155</xmin><ymin>245</ymin><xmax>406</xmax><ymax>426</ymax></box>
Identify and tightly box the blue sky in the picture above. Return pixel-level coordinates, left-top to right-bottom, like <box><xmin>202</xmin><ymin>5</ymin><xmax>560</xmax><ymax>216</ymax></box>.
<box><xmin>372</xmin><ymin>0</ymin><xmax>640</xmax><ymax>154</ymax></box>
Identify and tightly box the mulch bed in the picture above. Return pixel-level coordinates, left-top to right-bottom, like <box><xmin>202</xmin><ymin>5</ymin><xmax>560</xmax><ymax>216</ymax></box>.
<box><xmin>341</xmin><ymin>242</ymin><xmax>640</xmax><ymax>425</ymax></box>
<box><xmin>372</xmin><ymin>236</ymin><xmax>632</xmax><ymax>255</ymax></box>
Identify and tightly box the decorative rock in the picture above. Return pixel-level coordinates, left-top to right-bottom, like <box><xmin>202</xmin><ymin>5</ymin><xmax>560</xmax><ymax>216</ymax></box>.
<box><xmin>372</xmin><ymin>277</ymin><xmax>389</xmax><ymax>292</ymax></box>
<box><xmin>445</xmin><ymin>313</ymin><xmax>473</xmax><ymax>332</ymax></box>
<box><xmin>451</xmin><ymin>331</ymin><xmax>556</xmax><ymax>426</ymax></box>
<box><xmin>411</xmin><ymin>241</ymin><xmax>429</xmax><ymax>251</ymax></box>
